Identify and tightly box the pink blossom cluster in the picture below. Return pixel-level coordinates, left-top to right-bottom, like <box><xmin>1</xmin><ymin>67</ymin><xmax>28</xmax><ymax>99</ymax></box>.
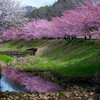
<box><xmin>1</xmin><ymin>0</ymin><xmax>100</xmax><ymax>41</ymax></box>
<box><xmin>2</xmin><ymin>68</ymin><xmax>63</xmax><ymax>93</ymax></box>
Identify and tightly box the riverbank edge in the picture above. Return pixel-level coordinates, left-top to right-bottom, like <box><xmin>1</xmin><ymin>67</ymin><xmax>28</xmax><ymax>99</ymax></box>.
<box><xmin>0</xmin><ymin>87</ymin><xmax>96</xmax><ymax>100</ymax></box>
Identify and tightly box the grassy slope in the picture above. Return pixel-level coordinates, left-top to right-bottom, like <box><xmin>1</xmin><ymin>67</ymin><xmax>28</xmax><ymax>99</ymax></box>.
<box><xmin>0</xmin><ymin>54</ymin><xmax>14</xmax><ymax>63</ymax></box>
<box><xmin>0</xmin><ymin>39</ymin><xmax>100</xmax><ymax>78</ymax></box>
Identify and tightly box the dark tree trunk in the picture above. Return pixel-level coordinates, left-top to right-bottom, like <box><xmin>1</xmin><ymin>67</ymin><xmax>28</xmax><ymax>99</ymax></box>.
<box><xmin>63</xmin><ymin>37</ymin><xmax>66</xmax><ymax>39</ymax></box>
<box><xmin>71</xmin><ymin>36</ymin><xmax>74</xmax><ymax>40</ymax></box>
<box><xmin>84</xmin><ymin>36</ymin><xmax>87</xmax><ymax>40</ymax></box>
<box><xmin>71</xmin><ymin>35</ymin><xmax>76</xmax><ymax>40</ymax></box>
<box><xmin>89</xmin><ymin>35</ymin><xmax>91</xmax><ymax>40</ymax></box>
<box><xmin>68</xmin><ymin>35</ymin><xmax>71</xmax><ymax>40</ymax></box>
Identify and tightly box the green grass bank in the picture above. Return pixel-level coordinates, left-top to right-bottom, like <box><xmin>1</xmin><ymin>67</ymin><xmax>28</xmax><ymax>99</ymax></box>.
<box><xmin>0</xmin><ymin>39</ymin><xmax>100</xmax><ymax>79</ymax></box>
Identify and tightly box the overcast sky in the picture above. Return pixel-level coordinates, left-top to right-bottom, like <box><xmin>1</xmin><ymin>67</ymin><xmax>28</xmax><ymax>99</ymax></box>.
<box><xmin>15</xmin><ymin>0</ymin><xmax>58</xmax><ymax>8</ymax></box>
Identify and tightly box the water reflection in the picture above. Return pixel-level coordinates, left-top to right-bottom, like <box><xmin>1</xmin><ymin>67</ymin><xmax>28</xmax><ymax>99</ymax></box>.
<box><xmin>0</xmin><ymin>74</ymin><xmax>29</xmax><ymax>93</ymax></box>
<box><xmin>1</xmin><ymin>68</ymin><xmax>63</xmax><ymax>93</ymax></box>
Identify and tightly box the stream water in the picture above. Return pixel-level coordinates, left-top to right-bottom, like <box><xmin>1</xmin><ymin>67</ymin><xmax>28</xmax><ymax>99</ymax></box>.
<box><xmin>0</xmin><ymin>68</ymin><xmax>63</xmax><ymax>93</ymax></box>
<box><xmin>0</xmin><ymin>68</ymin><xmax>100</xmax><ymax>93</ymax></box>
<box><xmin>0</xmin><ymin>74</ymin><xmax>29</xmax><ymax>92</ymax></box>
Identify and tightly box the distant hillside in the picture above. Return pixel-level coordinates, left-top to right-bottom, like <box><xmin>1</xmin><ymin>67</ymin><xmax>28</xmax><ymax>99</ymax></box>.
<box><xmin>23</xmin><ymin>6</ymin><xmax>36</xmax><ymax>18</ymax></box>
<box><xmin>31</xmin><ymin>0</ymin><xmax>74</xmax><ymax>20</ymax></box>
<box><xmin>31</xmin><ymin>0</ymin><xmax>100</xmax><ymax>20</ymax></box>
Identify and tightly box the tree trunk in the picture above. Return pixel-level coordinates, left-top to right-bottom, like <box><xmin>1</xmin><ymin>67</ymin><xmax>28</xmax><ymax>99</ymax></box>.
<box><xmin>89</xmin><ymin>35</ymin><xmax>91</xmax><ymax>40</ymax></box>
<box><xmin>71</xmin><ymin>35</ymin><xmax>76</xmax><ymax>40</ymax></box>
<box><xmin>84</xmin><ymin>36</ymin><xmax>87</xmax><ymax>40</ymax></box>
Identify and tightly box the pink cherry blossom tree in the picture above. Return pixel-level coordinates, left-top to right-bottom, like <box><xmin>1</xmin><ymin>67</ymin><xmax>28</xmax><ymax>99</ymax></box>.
<box><xmin>1</xmin><ymin>0</ymin><xmax>100</xmax><ymax>41</ymax></box>
<box><xmin>22</xmin><ymin>19</ymin><xmax>53</xmax><ymax>40</ymax></box>
<box><xmin>60</xmin><ymin>0</ymin><xmax>100</xmax><ymax>39</ymax></box>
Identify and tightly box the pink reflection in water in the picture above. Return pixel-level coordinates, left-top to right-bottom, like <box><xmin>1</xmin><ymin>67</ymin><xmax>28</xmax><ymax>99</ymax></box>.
<box><xmin>2</xmin><ymin>68</ymin><xmax>63</xmax><ymax>93</ymax></box>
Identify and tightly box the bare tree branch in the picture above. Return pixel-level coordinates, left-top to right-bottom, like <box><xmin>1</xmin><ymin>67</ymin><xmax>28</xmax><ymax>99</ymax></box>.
<box><xmin>0</xmin><ymin>0</ymin><xmax>29</xmax><ymax>35</ymax></box>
